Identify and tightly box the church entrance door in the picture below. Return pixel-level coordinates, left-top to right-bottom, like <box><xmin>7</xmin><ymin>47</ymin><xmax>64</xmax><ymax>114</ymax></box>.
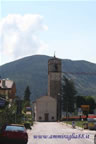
<box><xmin>44</xmin><ymin>113</ymin><xmax>49</xmax><ymax>122</ymax></box>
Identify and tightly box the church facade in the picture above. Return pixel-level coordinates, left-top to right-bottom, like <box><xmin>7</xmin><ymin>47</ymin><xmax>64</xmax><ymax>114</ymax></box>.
<box><xmin>33</xmin><ymin>96</ymin><xmax>57</xmax><ymax>121</ymax></box>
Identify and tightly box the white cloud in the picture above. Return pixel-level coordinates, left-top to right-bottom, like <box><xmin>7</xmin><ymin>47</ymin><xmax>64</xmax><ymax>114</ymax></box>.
<box><xmin>0</xmin><ymin>14</ymin><xmax>48</xmax><ymax>65</ymax></box>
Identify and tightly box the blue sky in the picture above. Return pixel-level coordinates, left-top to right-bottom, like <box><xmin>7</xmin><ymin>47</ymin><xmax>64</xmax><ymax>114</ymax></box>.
<box><xmin>0</xmin><ymin>0</ymin><xmax>96</xmax><ymax>65</ymax></box>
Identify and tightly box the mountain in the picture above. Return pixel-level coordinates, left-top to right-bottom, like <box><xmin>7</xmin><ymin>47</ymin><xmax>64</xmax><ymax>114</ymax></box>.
<box><xmin>0</xmin><ymin>55</ymin><xmax>96</xmax><ymax>101</ymax></box>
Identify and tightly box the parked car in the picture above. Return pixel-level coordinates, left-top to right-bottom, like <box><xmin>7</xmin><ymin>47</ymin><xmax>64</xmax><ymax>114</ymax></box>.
<box><xmin>0</xmin><ymin>124</ymin><xmax>28</xmax><ymax>144</ymax></box>
<box><xmin>88</xmin><ymin>118</ymin><xmax>96</xmax><ymax>130</ymax></box>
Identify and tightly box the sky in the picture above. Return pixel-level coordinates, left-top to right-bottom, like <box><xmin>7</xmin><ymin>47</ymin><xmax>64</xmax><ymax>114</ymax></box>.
<box><xmin>0</xmin><ymin>0</ymin><xmax>96</xmax><ymax>65</ymax></box>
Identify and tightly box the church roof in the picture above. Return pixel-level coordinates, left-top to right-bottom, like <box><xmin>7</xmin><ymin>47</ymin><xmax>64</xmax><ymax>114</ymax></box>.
<box><xmin>33</xmin><ymin>95</ymin><xmax>56</xmax><ymax>103</ymax></box>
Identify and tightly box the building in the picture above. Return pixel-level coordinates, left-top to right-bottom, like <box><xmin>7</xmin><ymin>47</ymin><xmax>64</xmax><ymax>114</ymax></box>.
<box><xmin>33</xmin><ymin>96</ymin><xmax>57</xmax><ymax>122</ymax></box>
<box><xmin>0</xmin><ymin>79</ymin><xmax>16</xmax><ymax>102</ymax></box>
<box><xmin>48</xmin><ymin>56</ymin><xmax>61</xmax><ymax>97</ymax></box>
<box><xmin>48</xmin><ymin>56</ymin><xmax>62</xmax><ymax>120</ymax></box>
<box><xmin>33</xmin><ymin>56</ymin><xmax>62</xmax><ymax>121</ymax></box>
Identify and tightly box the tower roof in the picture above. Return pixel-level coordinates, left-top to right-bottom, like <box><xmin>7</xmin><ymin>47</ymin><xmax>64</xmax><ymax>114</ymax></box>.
<box><xmin>48</xmin><ymin>56</ymin><xmax>61</xmax><ymax>63</ymax></box>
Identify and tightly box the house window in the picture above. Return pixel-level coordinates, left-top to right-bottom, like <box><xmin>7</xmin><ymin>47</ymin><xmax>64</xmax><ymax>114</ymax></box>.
<box><xmin>52</xmin><ymin>116</ymin><xmax>54</xmax><ymax>120</ymax></box>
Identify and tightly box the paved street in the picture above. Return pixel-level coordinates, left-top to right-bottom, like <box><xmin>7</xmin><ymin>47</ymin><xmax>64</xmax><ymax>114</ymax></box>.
<box><xmin>27</xmin><ymin>122</ymin><xmax>95</xmax><ymax>144</ymax></box>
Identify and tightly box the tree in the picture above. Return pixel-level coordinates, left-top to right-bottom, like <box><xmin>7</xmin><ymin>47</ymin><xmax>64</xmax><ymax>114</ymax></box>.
<box><xmin>85</xmin><ymin>96</ymin><xmax>96</xmax><ymax>113</ymax></box>
<box><xmin>76</xmin><ymin>96</ymin><xmax>96</xmax><ymax>119</ymax></box>
<box><xmin>61</xmin><ymin>76</ymin><xmax>77</xmax><ymax>117</ymax></box>
<box><xmin>24</xmin><ymin>86</ymin><xmax>31</xmax><ymax>102</ymax></box>
<box><xmin>0</xmin><ymin>102</ymin><xmax>17</xmax><ymax>126</ymax></box>
<box><xmin>76</xmin><ymin>96</ymin><xmax>96</xmax><ymax>114</ymax></box>
<box><xmin>76</xmin><ymin>96</ymin><xmax>86</xmax><ymax>108</ymax></box>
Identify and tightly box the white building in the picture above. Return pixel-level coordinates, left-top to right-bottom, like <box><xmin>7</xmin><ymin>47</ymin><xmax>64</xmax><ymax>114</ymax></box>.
<box><xmin>33</xmin><ymin>96</ymin><xmax>57</xmax><ymax>122</ymax></box>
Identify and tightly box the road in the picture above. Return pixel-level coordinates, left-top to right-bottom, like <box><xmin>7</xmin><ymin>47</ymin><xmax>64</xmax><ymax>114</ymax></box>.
<box><xmin>27</xmin><ymin>122</ymin><xmax>96</xmax><ymax>144</ymax></box>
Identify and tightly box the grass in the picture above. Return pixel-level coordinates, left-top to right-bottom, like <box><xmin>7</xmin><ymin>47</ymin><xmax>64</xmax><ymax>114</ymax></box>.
<box><xmin>64</xmin><ymin>121</ymin><xmax>87</xmax><ymax>128</ymax></box>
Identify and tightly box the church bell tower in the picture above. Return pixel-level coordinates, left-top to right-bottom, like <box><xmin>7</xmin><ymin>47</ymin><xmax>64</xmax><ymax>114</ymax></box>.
<box><xmin>48</xmin><ymin>55</ymin><xmax>61</xmax><ymax>120</ymax></box>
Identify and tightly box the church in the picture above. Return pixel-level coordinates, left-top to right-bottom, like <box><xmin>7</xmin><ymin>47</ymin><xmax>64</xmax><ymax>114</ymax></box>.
<box><xmin>33</xmin><ymin>56</ymin><xmax>62</xmax><ymax>122</ymax></box>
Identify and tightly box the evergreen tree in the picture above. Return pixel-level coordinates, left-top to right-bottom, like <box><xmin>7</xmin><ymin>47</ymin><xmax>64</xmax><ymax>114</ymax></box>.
<box><xmin>24</xmin><ymin>86</ymin><xmax>31</xmax><ymax>102</ymax></box>
<box><xmin>61</xmin><ymin>76</ymin><xmax>77</xmax><ymax>116</ymax></box>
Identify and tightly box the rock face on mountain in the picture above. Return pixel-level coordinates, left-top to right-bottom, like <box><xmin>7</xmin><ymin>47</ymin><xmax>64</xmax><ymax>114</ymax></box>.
<box><xmin>0</xmin><ymin>55</ymin><xmax>96</xmax><ymax>101</ymax></box>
